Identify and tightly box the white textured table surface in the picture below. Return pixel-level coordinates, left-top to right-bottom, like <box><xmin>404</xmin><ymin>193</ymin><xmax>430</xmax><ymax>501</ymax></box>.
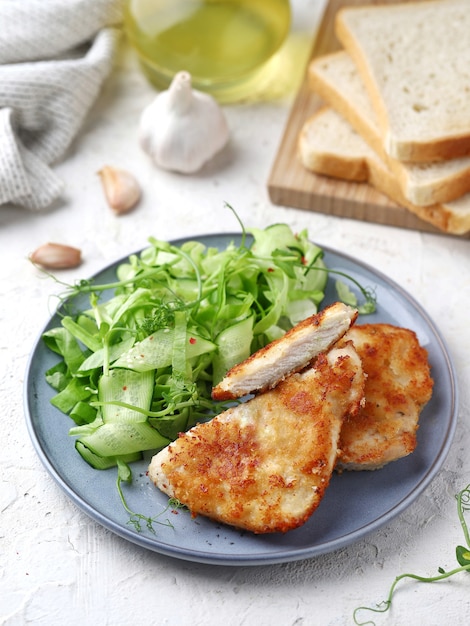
<box><xmin>2</xmin><ymin>2</ymin><xmax>470</xmax><ymax>624</ymax></box>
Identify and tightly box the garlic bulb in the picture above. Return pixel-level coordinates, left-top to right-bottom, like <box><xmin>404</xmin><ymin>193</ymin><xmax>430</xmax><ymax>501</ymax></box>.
<box><xmin>139</xmin><ymin>71</ymin><xmax>229</xmax><ymax>174</ymax></box>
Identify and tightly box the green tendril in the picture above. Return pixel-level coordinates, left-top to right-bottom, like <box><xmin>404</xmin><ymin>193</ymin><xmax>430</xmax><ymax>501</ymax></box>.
<box><xmin>116</xmin><ymin>467</ymin><xmax>174</xmax><ymax>534</ymax></box>
<box><xmin>353</xmin><ymin>484</ymin><xmax>470</xmax><ymax>625</ymax></box>
<box><xmin>224</xmin><ymin>202</ymin><xmax>247</xmax><ymax>249</ymax></box>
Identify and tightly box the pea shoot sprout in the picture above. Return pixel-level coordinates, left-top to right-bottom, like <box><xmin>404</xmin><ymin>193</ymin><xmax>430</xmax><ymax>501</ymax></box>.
<box><xmin>353</xmin><ymin>484</ymin><xmax>470</xmax><ymax>625</ymax></box>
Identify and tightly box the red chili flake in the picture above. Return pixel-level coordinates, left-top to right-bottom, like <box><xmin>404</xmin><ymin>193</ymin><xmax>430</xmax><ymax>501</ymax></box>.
<box><xmin>301</xmin><ymin>256</ymin><xmax>307</xmax><ymax>265</ymax></box>
<box><xmin>189</xmin><ymin>337</ymin><xmax>196</xmax><ymax>344</ymax></box>
<box><xmin>122</xmin><ymin>386</ymin><xmax>127</xmax><ymax>391</ymax></box>
<box><xmin>267</xmin><ymin>267</ymin><xmax>274</xmax><ymax>272</ymax></box>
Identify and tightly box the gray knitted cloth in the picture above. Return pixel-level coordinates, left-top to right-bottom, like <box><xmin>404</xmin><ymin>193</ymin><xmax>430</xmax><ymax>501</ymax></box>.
<box><xmin>0</xmin><ymin>0</ymin><xmax>123</xmax><ymax>210</ymax></box>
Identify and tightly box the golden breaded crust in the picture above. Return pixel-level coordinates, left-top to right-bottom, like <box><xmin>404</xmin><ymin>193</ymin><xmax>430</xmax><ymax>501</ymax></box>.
<box><xmin>211</xmin><ymin>301</ymin><xmax>358</xmax><ymax>401</ymax></box>
<box><xmin>149</xmin><ymin>344</ymin><xmax>365</xmax><ymax>533</ymax></box>
<box><xmin>337</xmin><ymin>324</ymin><xmax>433</xmax><ymax>470</ymax></box>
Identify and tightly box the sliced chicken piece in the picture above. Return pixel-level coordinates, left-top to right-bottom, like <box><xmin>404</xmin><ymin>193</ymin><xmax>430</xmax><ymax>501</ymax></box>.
<box><xmin>336</xmin><ymin>324</ymin><xmax>433</xmax><ymax>471</ymax></box>
<box><xmin>211</xmin><ymin>301</ymin><xmax>358</xmax><ymax>401</ymax></box>
<box><xmin>148</xmin><ymin>342</ymin><xmax>365</xmax><ymax>534</ymax></box>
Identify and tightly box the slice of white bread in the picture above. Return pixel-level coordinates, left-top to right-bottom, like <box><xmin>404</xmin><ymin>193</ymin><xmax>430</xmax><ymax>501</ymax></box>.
<box><xmin>335</xmin><ymin>0</ymin><xmax>470</xmax><ymax>163</ymax></box>
<box><xmin>308</xmin><ymin>50</ymin><xmax>470</xmax><ymax>207</ymax></box>
<box><xmin>299</xmin><ymin>107</ymin><xmax>470</xmax><ymax>235</ymax></box>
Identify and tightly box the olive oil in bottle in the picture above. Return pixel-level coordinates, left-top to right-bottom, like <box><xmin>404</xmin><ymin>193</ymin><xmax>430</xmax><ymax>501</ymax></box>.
<box><xmin>124</xmin><ymin>0</ymin><xmax>291</xmax><ymax>101</ymax></box>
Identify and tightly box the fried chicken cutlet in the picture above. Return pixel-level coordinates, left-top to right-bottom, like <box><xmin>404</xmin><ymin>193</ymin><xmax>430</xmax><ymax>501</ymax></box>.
<box><xmin>336</xmin><ymin>324</ymin><xmax>433</xmax><ymax>471</ymax></box>
<box><xmin>148</xmin><ymin>343</ymin><xmax>365</xmax><ymax>534</ymax></box>
<box><xmin>211</xmin><ymin>301</ymin><xmax>358</xmax><ymax>401</ymax></box>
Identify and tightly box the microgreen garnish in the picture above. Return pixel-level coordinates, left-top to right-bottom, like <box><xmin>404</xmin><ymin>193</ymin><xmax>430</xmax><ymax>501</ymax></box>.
<box><xmin>353</xmin><ymin>484</ymin><xmax>470</xmax><ymax>625</ymax></box>
<box><xmin>116</xmin><ymin>460</ymin><xmax>174</xmax><ymax>533</ymax></box>
<box><xmin>333</xmin><ymin>275</ymin><xmax>377</xmax><ymax>315</ymax></box>
<box><xmin>168</xmin><ymin>497</ymin><xmax>188</xmax><ymax>510</ymax></box>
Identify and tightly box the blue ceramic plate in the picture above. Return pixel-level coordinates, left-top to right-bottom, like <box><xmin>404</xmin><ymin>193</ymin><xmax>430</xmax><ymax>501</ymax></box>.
<box><xmin>24</xmin><ymin>233</ymin><xmax>458</xmax><ymax>565</ymax></box>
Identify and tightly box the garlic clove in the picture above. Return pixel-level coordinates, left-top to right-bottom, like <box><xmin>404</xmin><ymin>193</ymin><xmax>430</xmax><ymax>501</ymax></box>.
<box><xmin>139</xmin><ymin>71</ymin><xmax>230</xmax><ymax>174</ymax></box>
<box><xmin>30</xmin><ymin>243</ymin><xmax>82</xmax><ymax>269</ymax></box>
<box><xmin>98</xmin><ymin>166</ymin><xmax>141</xmax><ymax>214</ymax></box>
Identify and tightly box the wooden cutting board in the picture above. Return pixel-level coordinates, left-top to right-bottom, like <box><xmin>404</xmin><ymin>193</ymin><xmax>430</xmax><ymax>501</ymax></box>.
<box><xmin>267</xmin><ymin>0</ymin><xmax>470</xmax><ymax>239</ymax></box>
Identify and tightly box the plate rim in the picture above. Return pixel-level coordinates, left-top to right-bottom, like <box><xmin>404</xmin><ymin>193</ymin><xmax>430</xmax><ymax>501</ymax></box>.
<box><xmin>23</xmin><ymin>232</ymin><xmax>459</xmax><ymax>566</ymax></box>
